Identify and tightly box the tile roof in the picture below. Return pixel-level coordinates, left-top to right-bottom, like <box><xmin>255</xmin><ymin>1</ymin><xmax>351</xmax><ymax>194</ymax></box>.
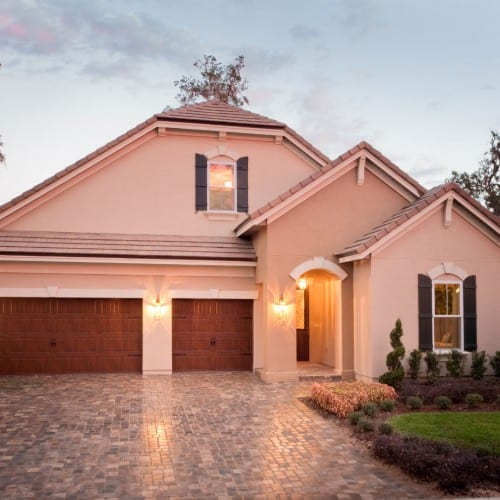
<box><xmin>157</xmin><ymin>100</ymin><xmax>286</xmax><ymax>128</ymax></box>
<box><xmin>0</xmin><ymin>101</ymin><xmax>328</xmax><ymax>218</ymax></box>
<box><xmin>336</xmin><ymin>182</ymin><xmax>500</xmax><ymax>259</ymax></box>
<box><xmin>0</xmin><ymin>231</ymin><xmax>256</xmax><ymax>262</ymax></box>
<box><xmin>235</xmin><ymin>141</ymin><xmax>427</xmax><ymax>233</ymax></box>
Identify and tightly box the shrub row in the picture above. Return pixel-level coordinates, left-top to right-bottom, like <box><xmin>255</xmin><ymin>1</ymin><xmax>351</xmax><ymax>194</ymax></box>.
<box><xmin>399</xmin><ymin>377</ymin><xmax>499</xmax><ymax>404</ymax></box>
<box><xmin>311</xmin><ymin>381</ymin><xmax>397</xmax><ymax>418</ymax></box>
<box><xmin>373</xmin><ymin>434</ymin><xmax>500</xmax><ymax>493</ymax></box>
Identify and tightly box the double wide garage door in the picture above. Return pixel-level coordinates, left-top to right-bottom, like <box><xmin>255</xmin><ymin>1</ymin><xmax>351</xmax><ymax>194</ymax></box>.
<box><xmin>0</xmin><ymin>298</ymin><xmax>142</xmax><ymax>374</ymax></box>
<box><xmin>173</xmin><ymin>299</ymin><xmax>253</xmax><ymax>371</ymax></box>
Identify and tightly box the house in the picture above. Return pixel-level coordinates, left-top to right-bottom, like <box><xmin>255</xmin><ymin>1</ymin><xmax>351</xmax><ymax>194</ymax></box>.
<box><xmin>0</xmin><ymin>101</ymin><xmax>498</xmax><ymax>381</ymax></box>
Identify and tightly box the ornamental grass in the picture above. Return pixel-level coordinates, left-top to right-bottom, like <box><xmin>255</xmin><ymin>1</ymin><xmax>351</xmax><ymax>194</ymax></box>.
<box><xmin>311</xmin><ymin>381</ymin><xmax>397</xmax><ymax>418</ymax></box>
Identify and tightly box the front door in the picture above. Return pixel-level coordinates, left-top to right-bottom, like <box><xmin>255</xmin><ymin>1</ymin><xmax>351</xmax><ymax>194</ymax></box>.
<box><xmin>296</xmin><ymin>289</ymin><xmax>309</xmax><ymax>361</ymax></box>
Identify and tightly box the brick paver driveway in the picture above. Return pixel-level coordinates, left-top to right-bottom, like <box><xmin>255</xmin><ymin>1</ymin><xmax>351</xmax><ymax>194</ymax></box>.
<box><xmin>0</xmin><ymin>373</ymin><xmax>439</xmax><ymax>498</ymax></box>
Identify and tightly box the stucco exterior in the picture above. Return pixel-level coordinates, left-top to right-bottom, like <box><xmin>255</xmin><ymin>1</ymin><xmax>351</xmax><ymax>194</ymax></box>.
<box><xmin>0</xmin><ymin>101</ymin><xmax>498</xmax><ymax>380</ymax></box>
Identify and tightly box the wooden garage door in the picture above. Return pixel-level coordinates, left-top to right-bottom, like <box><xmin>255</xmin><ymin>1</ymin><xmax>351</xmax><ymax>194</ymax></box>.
<box><xmin>172</xmin><ymin>299</ymin><xmax>253</xmax><ymax>371</ymax></box>
<box><xmin>0</xmin><ymin>298</ymin><xmax>142</xmax><ymax>374</ymax></box>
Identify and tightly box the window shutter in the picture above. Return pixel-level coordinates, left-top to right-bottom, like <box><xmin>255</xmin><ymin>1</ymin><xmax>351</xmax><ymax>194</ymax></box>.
<box><xmin>195</xmin><ymin>154</ymin><xmax>207</xmax><ymax>211</ymax></box>
<box><xmin>236</xmin><ymin>156</ymin><xmax>248</xmax><ymax>213</ymax></box>
<box><xmin>463</xmin><ymin>275</ymin><xmax>477</xmax><ymax>352</ymax></box>
<box><xmin>418</xmin><ymin>274</ymin><xmax>433</xmax><ymax>351</ymax></box>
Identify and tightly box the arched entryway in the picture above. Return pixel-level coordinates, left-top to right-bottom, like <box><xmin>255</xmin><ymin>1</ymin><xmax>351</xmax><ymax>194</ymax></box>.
<box><xmin>290</xmin><ymin>258</ymin><xmax>347</xmax><ymax>372</ymax></box>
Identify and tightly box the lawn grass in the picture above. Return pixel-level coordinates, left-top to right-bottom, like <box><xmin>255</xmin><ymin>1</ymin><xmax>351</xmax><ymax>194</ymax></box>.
<box><xmin>389</xmin><ymin>412</ymin><xmax>500</xmax><ymax>456</ymax></box>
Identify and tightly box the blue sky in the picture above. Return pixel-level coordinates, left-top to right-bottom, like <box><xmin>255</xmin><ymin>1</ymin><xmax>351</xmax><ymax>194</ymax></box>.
<box><xmin>1</xmin><ymin>0</ymin><xmax>499</xmax><ymax>204</ymax></box>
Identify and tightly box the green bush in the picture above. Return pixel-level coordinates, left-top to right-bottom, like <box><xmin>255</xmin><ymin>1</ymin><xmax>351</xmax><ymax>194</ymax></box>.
<box><xmin>490</xmin><ymin>351</ymin><xmax>500</xmax><ymax>378</ymax></box>
<box><xmin>378</xmin><ymin>319</ymin><xmax>406</xmax><ymax>390</ymax></box>
<box><xmin>378</xmin><ymin>422</ymin><xmax>393</xmax><ymax>435</ymax></box>
<box><xmin>464</xmin><ymin>393</ymin><xmax>483</xmax><ymax>408</ymax></box>
<box><xmin>470</xmin><ymin>351</ymin><xmax>488</xmax><ymax>380</ymax></box>
<box><xmin>361</xmin><ymin>402</ymin><xmax>378</xmax><ymax>417</ymax></box>
<box><xmin>406</xmin><ymin>396</ymin><xmax>423</xmax><ymax>410</ymax></box>
<box><xmin>408</xmin><ymin>349</ymin><xmax>422</xmax><ymax>379</ymax></box>
<box><xmin>379</xmin><ymin>399</ymin><xmax>395</xmax><ymax>412</ymax></box>
<box><xmin>446</xmin><ymin>350</ymin><xmax>465</xmax><ymax>378</ymax></box>
<box><xmin>349</xmin><ymin>411</ymin><xmax>364</xmax><ymax>426</ymax></box>
<box><xmin>434</xmin><ymin>395</ymin><xmax>452</xmax><ymax>410</ymax></box>
<box><xmin>424</xmin><ymin>351</ymin><xmax>440</xmax><ymax>383</ymax></box>
<box><xmin>356</xmin><ymin>417</ymin><xmax>375</xmax><ymax>433</ymax></box>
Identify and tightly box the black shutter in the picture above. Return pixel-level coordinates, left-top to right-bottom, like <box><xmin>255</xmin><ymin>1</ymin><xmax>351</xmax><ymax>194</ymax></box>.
<box><xmin>236</xmin><ymin>156</ymin><xmax>248</xmax><ymax>213</ymax></box>
<box><xmin>463</xmin><ymin>275</ymin><xmax>477</xmax><ymax>352</ymax></box>
<box><xmin>195</xmin><ymin>154</ymin><xmax>207</xmax><ymax>211</ymax></box>
<box><xmin>418</xmin><ymin>274</ymin><xmax>433</xmax><ymax>351</ymax></box>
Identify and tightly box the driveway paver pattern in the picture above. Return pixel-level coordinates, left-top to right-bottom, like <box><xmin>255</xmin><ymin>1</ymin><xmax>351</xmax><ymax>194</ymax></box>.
<box><xmin>0</xmin><ymin>373</ymin><xmax>440</xmax><ymax>499</ymax></box>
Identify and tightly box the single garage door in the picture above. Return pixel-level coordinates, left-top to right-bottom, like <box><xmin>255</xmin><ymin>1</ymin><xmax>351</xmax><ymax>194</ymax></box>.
<box><xmin>0</xmin><ymin>298</ymin><xmax>142</xmax><ymax>374</ymax></box>
<box><xmin>172</xmin><ymin>299</ymin><xmax>253</xmax><ymax>371</ymax></box>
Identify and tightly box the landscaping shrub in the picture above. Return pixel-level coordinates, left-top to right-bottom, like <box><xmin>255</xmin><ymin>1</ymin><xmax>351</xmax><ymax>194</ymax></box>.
<box><xmin>349</xmin><ymin>411</ymin><xmax>364</xmax><ymax>426</ymax></box>
<box><xmin>311</xmin><ymin>381</ymin><xmax>397</xmax><ymax>418</ymax></box>
<box><xmin>434</xmin><ymin>395</ymin><xmax>452</xmax><ymax>410</ymax></box>
<box><xmin>446</xmin><ymin>349</ymin><xmax>465</xmax><ymax>378</ymax></box>
<box><xmin>399</xmin><ymin>378</ymin><xmax>499</xmax><ymax>404</ymax></box>
<box><xmin>406</xmin><ymin>396</ymin><xmax>423</xmax><ymax>410</ymax></box>
<box><xmin>379</xmin><ymin>399</ymin><xmax>395</xmax><ymax>412</ymax></box>
<box><xmin>361</xmin><ymin>402</ymin><xmax>378</xmax><ymax>417</ymax></box>
<box><xmin>356</xmin><ymin>417</ymin><xmax>375</xmax><ymax>433</ymax></box>
<box><xmin>470</xmin><ymin>350</ymin><xmax>487</xmax><ymax>380</ymax></box>
<box><xmin>464</xmin><ymin>393</ymin><xmax>484</xmax><ymax>408</ymax></box>
<box><xmin>373</xmin><ymin>434</ymin><xmax>500</xmax><ymax>493</ymax></box>
<box><xmin>490</xmin><ymin>351</ymin><xmax>500</xmax><ymax>378</ymax></box>
<box><xmin>408</xmin><ymin>349</ymin><xmax>422</xmax><ymax>379</ymax></box>
<box><xmin>378</xmin><ymin>422</ymin><xmax>393</xmax><ymax>435</ymax></box>
<box><xmin>424</xmin><ymin>351</ymin><xmax>440</xmax><ymax>383</ymax></box>
<box><xmin>378</xmin><ymin>318</ymin><xmax>405</xmax><ymax>390</ymax></box>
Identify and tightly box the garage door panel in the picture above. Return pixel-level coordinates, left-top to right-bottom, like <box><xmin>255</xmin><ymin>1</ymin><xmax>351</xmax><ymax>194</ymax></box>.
<box><xmin>172</xmin><ymin>299</ymin><xmax>252</xmax><ymax>372</ymax></box>
<box><xmin>0</xmin><ymin>298</ymin><xmax>142</xmax><ymax>374</ymax></box>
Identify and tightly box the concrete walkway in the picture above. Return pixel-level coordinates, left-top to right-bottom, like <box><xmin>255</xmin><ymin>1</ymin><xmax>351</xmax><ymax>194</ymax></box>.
<box><xmin>0</xmin><ymin>373</ymin><xmax>440</xmax><ymax>499</ymax></box>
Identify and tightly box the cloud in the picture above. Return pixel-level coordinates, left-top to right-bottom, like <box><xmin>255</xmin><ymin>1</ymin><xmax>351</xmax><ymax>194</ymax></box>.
<box><xmin>0</xmin><ymin>0</ymin><xmax>200</xmax><ymax>79</ymax></box>
<box><xmin>333</xmin><ymin>0</ymin><xmax>379</xmax><ymax>40</ymax></box>
<box><xmin>289</xmin><ymin>24</ymin><xmax>319</xmax><ymax>41</ymax></box>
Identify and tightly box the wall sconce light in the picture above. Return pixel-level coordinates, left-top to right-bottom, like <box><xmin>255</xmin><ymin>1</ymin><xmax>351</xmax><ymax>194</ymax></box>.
<box><xmin>272</xmin><ymin>293</ymin><xmax>289</xmax><ymax>322</ymax></box>
<box><xmin>153</xmin><ymin>296</ymin><xmax>168</xmax><ymax>320</ymax></box>
<box><xmin>297</xmin><ymin>278</ymin><xmax>307</xmax><ymax>290</ymax></box>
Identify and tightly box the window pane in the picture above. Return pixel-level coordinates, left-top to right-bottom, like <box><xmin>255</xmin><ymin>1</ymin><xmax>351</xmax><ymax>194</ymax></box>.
<box><xmin>434</xmin><ymin>284</ymin><xmax>447</xmax><ymax>314</ymax></box>
<box><xmin>447</xmin><ymin>284</ymin><xmax>460</xmax><ymax>315</ymax></box>
<box><xmin>296</xmin><ymin>290</ymin><xmax>305</xmax><ymax>329</ymax></box>
<box><xmin>209</xmin><ymin>164</ymin><xmax>234</xmax><ymax>211</ymax></box>
<box><xmin>209</xmin><ymin>164</ymin><xmax>234</xmax><ymax>188</ymax></box>
<box><xmin>434</xmin><ymin>317</ymin><xmax>460</xmax><ymax>349</ymax></box>
<box><xmin>209</xmin><ymin>189</ymin><xmax>235</xmax><ymax>211</ymax></box>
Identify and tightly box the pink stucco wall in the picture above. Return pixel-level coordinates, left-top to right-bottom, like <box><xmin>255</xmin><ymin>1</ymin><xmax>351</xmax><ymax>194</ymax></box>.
<box><xmin>3</xmin><ymin>133</ymin><xmax>318</xmax><ymax>236</ymax></box>
<box><xmin>364</xmin><ymin>207</ymin><xmax>499</xmax><ymax>379</ymax></box>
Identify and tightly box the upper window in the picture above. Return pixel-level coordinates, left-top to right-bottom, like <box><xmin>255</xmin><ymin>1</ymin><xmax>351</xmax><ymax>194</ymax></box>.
<box><xmin>208</xmin><ymin>162</ymin><xmax>235</xmax><ymax>211</ymax></box>
<box><xmin>433</xmin><ymin>282</ymin><xmax>462</xmax><ymax>349</ymax></box>
<box><xmin>195</xmin><ymin>154</ymin><xmax>248</xmax><ymax>213</ymax></box>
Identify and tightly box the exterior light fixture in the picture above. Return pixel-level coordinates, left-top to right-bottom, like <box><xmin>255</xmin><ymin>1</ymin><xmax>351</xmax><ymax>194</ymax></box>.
<box><xmin>298</xmin><ymin>278</ymin><xmax>307</xmax><ymax>290</ymax></box>
<box><xmin>153</xmin><ymin>296</ymin><xmax>167</xmax><ymax>320</ymax></box>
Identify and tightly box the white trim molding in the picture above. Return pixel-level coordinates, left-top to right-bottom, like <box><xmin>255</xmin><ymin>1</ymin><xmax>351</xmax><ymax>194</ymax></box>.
<box><xmin>0</xmin><ymin>287</ymin><xmax>146</xmax><ymax>298</ymax></box>
<box><xmin>169</xmin><ymin>288</ymin><xmax>259</xmax><ymax>299</ymax></box>
<box><xmin>427</xmin><ymin>261</ymin><xmax>468</xmax><ymax>280</ymax></box>
<box><xmin>289</xmin><ymin>256</ymin><xmax>348</xmax><ymax>281</ymax></box>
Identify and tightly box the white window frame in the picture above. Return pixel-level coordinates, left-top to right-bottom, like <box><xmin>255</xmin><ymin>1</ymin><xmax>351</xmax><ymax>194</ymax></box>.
<box><xmin>432</xmin><ymin>279</ymin><xmax>464</xmax><ymax>352</ymax></box>
<box><xmin>207</xmin><ymin>160</ymin><xmax>237</xmax><ymax>212</ymax></box>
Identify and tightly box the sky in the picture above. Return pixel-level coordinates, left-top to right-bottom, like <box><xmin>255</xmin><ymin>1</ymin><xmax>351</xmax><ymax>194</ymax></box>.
<box><xmin>0</xmin><ymin>0</ymin><xmax>499</xmax><ymax>205</ymax></box>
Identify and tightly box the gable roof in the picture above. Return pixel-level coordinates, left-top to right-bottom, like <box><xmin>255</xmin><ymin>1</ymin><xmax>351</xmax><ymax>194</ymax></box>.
<box><xmin>235</xmin><ymin>141</ymin><xmax>427</xmax><ymax>236</ymax></box>
<box><xmin>0</xmin><ymin>230</ymin><xmax>256</xmax><ymax>262</ymax></box>
<box><xmin>336</xmin><ymin>182</ymin><xmax>500</xmax><ymax>262</ymax></box>
<box><xmin>0</xmin><ymin>101</ymin><xmax>329</xmax><ymax>224</ymax></box>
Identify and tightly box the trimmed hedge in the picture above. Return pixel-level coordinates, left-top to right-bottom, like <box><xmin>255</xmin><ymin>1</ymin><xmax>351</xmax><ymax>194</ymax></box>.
<box><xmin>373</xmin><ymin>434</ymin><xmax>500</xmax><ymax>493</ymax></box>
